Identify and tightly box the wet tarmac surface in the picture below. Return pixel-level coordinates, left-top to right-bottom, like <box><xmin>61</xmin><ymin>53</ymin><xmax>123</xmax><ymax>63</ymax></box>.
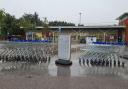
<box><xmin>0</xmin><ymin>55</ymin><xmax>127</xmax><ymax>80</ymax></box>
<box><xmin>0</xmin><ymin>47</ymin><xmax>128</xmax><ymax>79</ymax></box>
<box><xmin>0</xmin><ymin>42</ymin><xmax>128</xmax><ymax>89</ymax></box>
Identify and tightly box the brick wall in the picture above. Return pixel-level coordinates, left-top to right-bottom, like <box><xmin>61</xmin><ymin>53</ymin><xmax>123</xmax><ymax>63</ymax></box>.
<box><xmin>125</xmin><ymin>27</ymin><xmax>128</xmax><ymax>43</ymax></box>
<box><xmin>120</xmin><ymin>18</ymin><xmax>128</xmax><ymax>43</ymax></box>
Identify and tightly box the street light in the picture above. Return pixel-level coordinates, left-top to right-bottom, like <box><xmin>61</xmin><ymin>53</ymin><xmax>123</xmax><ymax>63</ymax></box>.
<box><xmin>79</xmin><ymin>12</ymin><xmax>82</xmax><ymax>26</ymax></box>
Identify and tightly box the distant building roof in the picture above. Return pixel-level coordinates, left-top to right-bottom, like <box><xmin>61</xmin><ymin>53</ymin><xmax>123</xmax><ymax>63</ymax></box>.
<box><xmin>47</xmin><ymin>25</ymin><xmax>125</xmax><ymax>29</ymax></box>
<box><xmin>117</xmin><ymin>13</ymin><xmax>128</xmax><ymax>20</ymax></box>
<box><xmin>21</xmin><ymin>25</ymin><xmax>125</xmax><ymax>29</ymax></box>
<box><xmin>22</xmin><ymin>25</ymin><xmax>125</xmax><ymax>32</ymax></box>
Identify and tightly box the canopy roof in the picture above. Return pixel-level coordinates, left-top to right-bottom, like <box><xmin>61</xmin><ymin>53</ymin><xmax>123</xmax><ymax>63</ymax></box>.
<box><xmin>117</xmin><ymin>13</ymin><xmax>128</xmax><ymax>20</ymax></box>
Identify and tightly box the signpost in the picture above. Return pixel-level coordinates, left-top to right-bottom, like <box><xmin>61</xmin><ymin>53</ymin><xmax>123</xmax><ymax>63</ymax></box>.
<box><xmin>58</xmin><ymin>35</ymin><xmax>71</xmax><ymax>60</ymax></box>
<box><xmin>55</xmin><ymin>34</ymin><xmax>72</xmax><ymax>65</ymax></box>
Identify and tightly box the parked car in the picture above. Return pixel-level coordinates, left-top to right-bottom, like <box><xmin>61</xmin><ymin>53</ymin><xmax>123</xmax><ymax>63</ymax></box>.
<box><xmin>80</xmin><ymin>39</ymin><xmax>86</xmax><ymax>43</ymax></box>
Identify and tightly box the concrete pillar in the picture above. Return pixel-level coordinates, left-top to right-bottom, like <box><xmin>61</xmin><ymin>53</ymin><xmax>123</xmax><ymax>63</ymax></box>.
<box><xmin>53</xmin><ymin>32</ymin><xmax>55</xmax><ymax>43</ymax></box>
<box><xmin>103</xmin><ymin>32</ymin><xmax>106</xmax><ymax>42</ymax></box>
<box><xmin>125</xmin><ymin>28</ymin><xmax>128</xmax><ymax>44</ymax></box>
<box><xmin>32</xmin><ymin>32</ymin><xmax>34</xmax><ymax>40</ymax></box>
<box><xmin>26</xmin><ymin>32</ymin><xmax>28</xmax><ymax>40</ymax></box>
<box><xmin>76</xmin><ymin>33</ymin><xmax>78</xmax><ymax>41</ymax></box>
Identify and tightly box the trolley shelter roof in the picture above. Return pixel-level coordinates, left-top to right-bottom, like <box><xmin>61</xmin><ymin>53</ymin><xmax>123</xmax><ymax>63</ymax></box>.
<box><xmin>21</xmin><ymin>25</ymin><xmax>125</xmax><ymax>32</ymax></box>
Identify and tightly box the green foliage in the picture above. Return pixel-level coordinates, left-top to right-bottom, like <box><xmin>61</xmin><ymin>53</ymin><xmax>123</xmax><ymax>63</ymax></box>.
<box><xmin>78</xmin><ymin>24</ymin><xmax>84</xmax><ymax>26</ymax></box>
<box><xmin>0</xmin><ymin>9</ymin><xmax>7</xmax><ymax>36</ymax></box>
<box><xmin>0</xmin><ymin>9</ymin><xmax>76</xmax><ymax>37</ymax></box>
<box><xmin>0</xmin><ymin>9</ymin><xmax>6</xmax><ymax>34</ymax></box>
<box><xmin>49</xmin><ymin>21</ymin><xmax>75</xmax><ymax>26</ymax></box>
<box><xmin>42</xmin><ymin>17</ymin><xmax>50</xmax><ymax>31</ymax></box>
<box><xmin>0</xmin><ymin>9</ymin><xmax>6</xmax><ymax>23</ymax></box>
<box><xmin>3</xmin><ymin>14</ymin><xmax>18</xmax><ymax>35</ymax></box>
<box><xmin>19</xmin><ymin>12</ymin><xmax>43</xmax><ymax>27</ymax></box>
<box><xmin>0</xmin><ymin>10</ymin><xmax>24</xmax><ymax>36</ymax></box>
<box><xmin>18</xmin><ymin>18</ymin><xmax>33</xmax><ymax>28</ymax></box>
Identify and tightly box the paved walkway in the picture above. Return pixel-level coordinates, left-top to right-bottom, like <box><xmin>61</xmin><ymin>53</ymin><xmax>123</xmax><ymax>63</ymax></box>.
<box><xmin>0</xmin><ymin>75</ymin><xmax>128</xmax><ymax>89</ymax></box>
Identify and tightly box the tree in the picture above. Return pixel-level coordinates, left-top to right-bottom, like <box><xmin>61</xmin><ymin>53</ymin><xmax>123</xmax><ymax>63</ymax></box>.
<box><xmin>78</xmin><ymin>24</ymin><xmax>84</xmax><ymax>26</ymax></box>
<box><xmin>0</xmin><ymin>9</ymin><xmax>6</xmax><ymax>35</ymax></box>
<box><xmin>0</xmin><ymin>9</ymin><xmax>6</xmax><ymax>24</ymax></box>
<box><xmin>19</xmin><ymin>12</ymin><xmax>43</xmax><ymax>27</ymax></box>
<box><xmin>42</xmin><ymin>17</ymin><xmax>50</xmax><ymax>31</ymax></box>
<box><xmin>49</xmin><ymin>21</ymin><xmax>75</xmax><ymax>26</ymax></box>
<box><xmin>1</xmin><ymin>12</ymin><xmax>24</xmax><ymax>36</ymax></box>
<box><xmin>3</xmin><ymin>14</ymin><xmax>17</xmax><ymax>35</ymax></box>
<box><xmin>18</xmin><ymin>18</ymin><xmax>33</xmax><ymax>28</ymax></box>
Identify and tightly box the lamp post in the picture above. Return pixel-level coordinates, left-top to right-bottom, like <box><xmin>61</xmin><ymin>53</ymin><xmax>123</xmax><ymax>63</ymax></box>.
<box><xmin>79</xmin><ymin>12</ymin><xmax>82</xmax><ymax>26</ymax></box>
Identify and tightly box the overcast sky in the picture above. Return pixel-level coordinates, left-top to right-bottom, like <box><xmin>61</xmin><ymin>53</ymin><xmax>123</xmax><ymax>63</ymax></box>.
<box><xmin>0</xmin><ymin>0</ymin><xmax>128</xmax><ymax>25</ymax></box>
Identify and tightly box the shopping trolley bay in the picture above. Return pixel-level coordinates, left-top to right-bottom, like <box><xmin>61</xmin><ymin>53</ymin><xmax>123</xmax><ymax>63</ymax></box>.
<box><xmin>0</xmin><ymin>43</ymin><xmax>128</xmax><ymax>79</ymax></box>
